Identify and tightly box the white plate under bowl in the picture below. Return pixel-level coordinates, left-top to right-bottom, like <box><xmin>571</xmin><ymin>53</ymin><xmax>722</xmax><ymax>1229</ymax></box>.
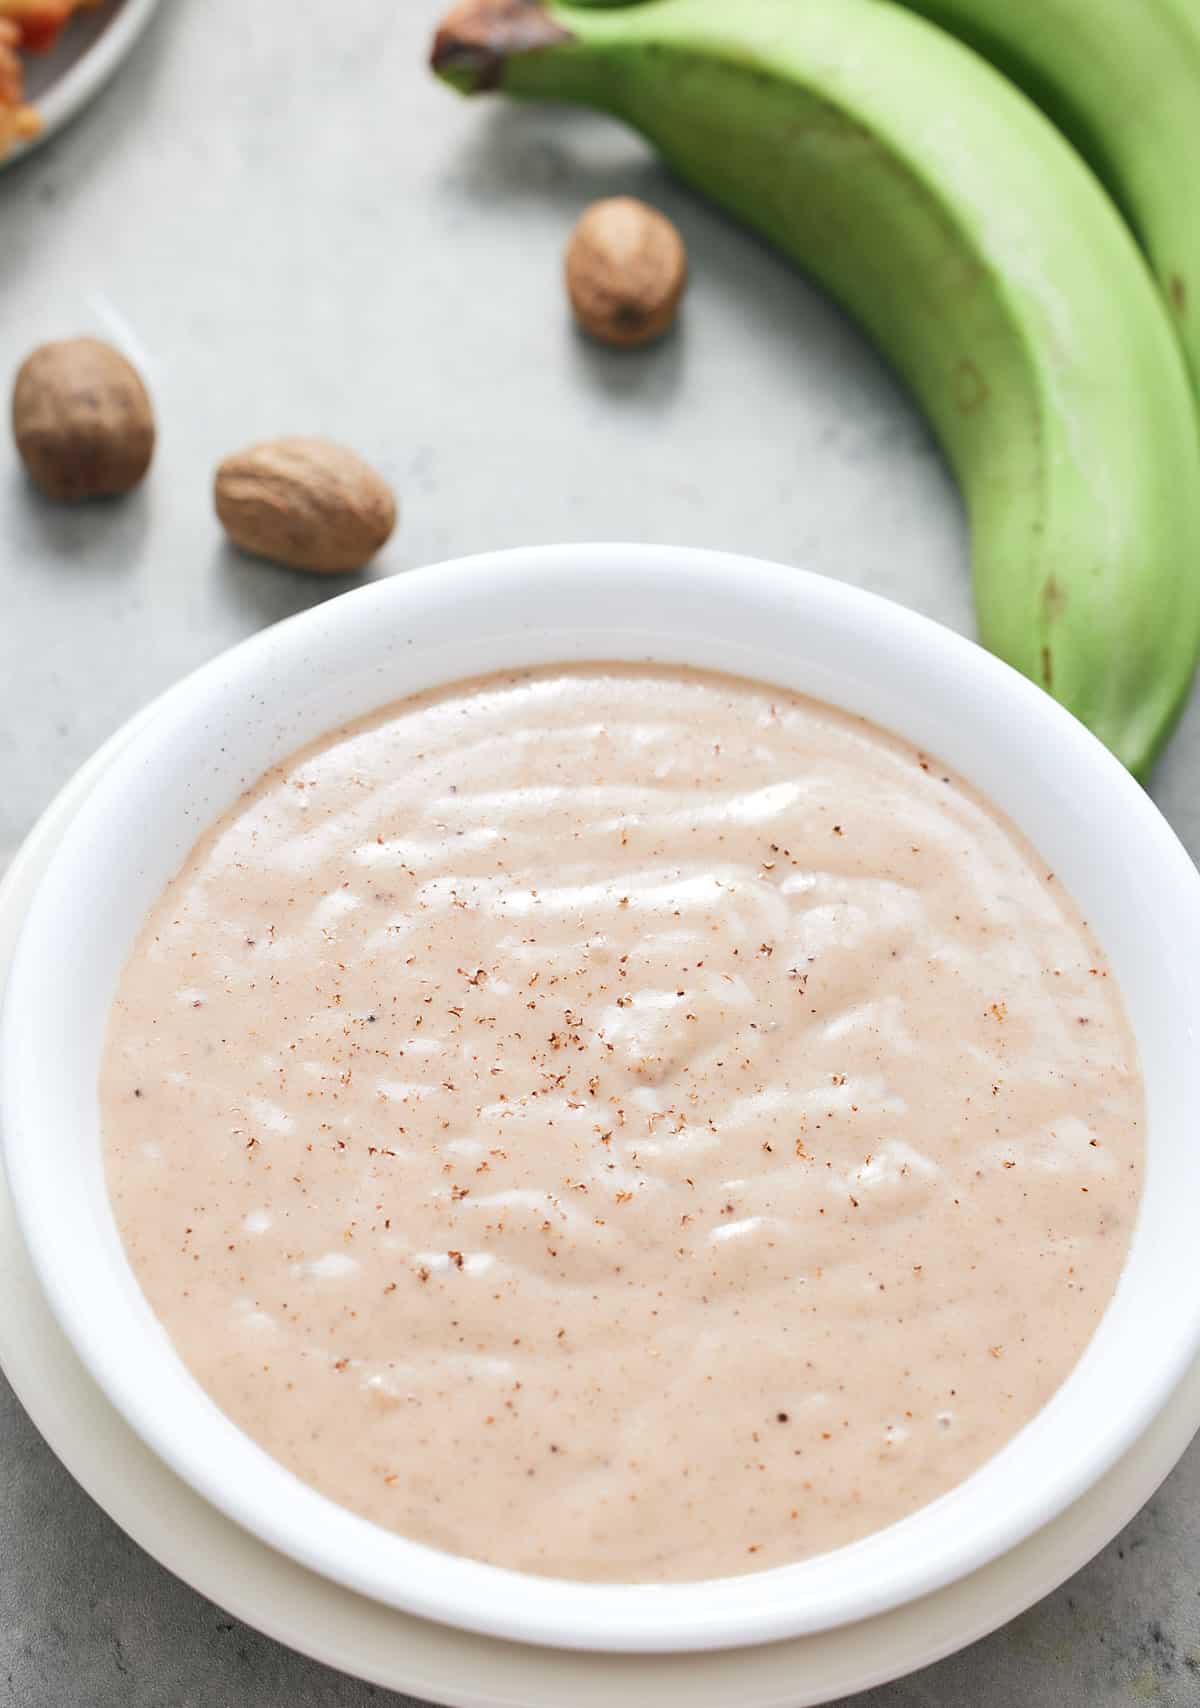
<box><xmin>2</xmin><ymin>646</ymin><xmax>1199</xmax><ymax>1706</ymax></box>
<box><xmin>4</xmin><ymin>0</ymin><xmax>161</xmax><ymax>169</ymax></box>
<box><xmin>6</xmin><ymin>546</ymin><xmax>1200</xmax><ymax>1655</ymax></box>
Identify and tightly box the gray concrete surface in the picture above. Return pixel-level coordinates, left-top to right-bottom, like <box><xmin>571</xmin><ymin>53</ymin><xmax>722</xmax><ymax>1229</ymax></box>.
<box><xmin>2</xmin><ymin>0</ymin><xmax>1198</xmax><ymax>1701</ymax></box>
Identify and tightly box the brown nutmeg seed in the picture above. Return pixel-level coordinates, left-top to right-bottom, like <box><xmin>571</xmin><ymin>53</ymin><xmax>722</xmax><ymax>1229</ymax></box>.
<box><xmin>565</xmin><ymin>196</ymin><xmax>687</xmax><ymax>348</ymax></box>
<box><xmin>12</xmin><ymin>337</ymin><xmax>155</xmax><ymax>501</ymax></box>
<box><xmin>214</xmin><ymin>436</ymin><xmax>397</xmax><ymax>574</ymax></box>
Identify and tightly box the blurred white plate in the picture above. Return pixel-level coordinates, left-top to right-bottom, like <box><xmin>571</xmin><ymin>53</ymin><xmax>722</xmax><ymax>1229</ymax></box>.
<box><xmin>4</xmin><ymin>0</ymin><xmax>160</xmax><ymax>168</ymax></box>
<box><xmin>1</xmin><ymin>684</ymin><xmax>1199</xmax><ymax>1706</ymax></box>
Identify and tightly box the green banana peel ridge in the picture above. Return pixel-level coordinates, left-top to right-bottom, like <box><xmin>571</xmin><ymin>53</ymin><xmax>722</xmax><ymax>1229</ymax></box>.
<box><xmin>431</xmin><ymin>0</ymin><xmax>1200</xmax><ymax>782</ymax></box>
<box><xmin>877</xmin><ymin>0</ymin><xmax>1200</xmax><ymax>411</ymax></box>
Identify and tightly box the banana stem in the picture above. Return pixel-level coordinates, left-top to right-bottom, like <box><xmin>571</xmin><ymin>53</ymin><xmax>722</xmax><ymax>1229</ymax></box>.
<box><xmin>431</xmin><ymin>1</ymin><xmax>575</xmax><ymax>91</ymax></box>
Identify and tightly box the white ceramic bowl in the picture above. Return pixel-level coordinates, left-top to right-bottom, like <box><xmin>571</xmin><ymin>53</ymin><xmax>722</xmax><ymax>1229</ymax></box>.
<box><xmin>5</xmin><ymin>544</ymin><xmax>1200</xmax><ymax>1655</ymax></box>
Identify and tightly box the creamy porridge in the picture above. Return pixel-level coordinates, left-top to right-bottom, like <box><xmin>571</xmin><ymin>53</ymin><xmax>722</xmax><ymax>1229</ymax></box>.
<box><xmin>101</xmin><ymin>665</ymin><xmax>1143</xmax><ymax>1582</ymax></box>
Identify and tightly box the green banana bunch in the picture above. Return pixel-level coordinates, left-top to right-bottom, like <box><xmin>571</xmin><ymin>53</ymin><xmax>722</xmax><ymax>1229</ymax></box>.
<box><xmin>431</xmin><ymin>0</ymin><xmax>1200</xmax><ymax>780</ymax></box>
<box><xmin>878</xmin><ymin>0</ymin><xmax>1200</xmax><ymax>403</ymax></box>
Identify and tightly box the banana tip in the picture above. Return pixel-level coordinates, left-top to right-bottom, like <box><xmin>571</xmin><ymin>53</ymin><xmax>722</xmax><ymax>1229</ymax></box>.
<box><xmin>431</xmin><ymin>0</ymin><xmax>574</xmax><ymax>91</ymax></box>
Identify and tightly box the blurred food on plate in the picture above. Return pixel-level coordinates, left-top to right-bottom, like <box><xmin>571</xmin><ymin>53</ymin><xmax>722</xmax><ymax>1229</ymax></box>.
<box><xmin>0</xmin><ymin>1</ymin><xmax>98</xmax><ymax>156</ymax></box>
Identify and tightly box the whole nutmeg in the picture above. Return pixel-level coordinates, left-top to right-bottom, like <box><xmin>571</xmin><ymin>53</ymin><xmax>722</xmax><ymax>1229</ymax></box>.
<box><xmin>565</xmin><ymin>196</ymin><xmax>687</xmax><ymax>348</ymax></box>
<box><xmin>12</xmin><ymin>337</ymin><xmax>155</xmax><ymax>501</ymax></box>
<box><xmin>214</xmin><ymin>436</ymin><xmax>397</xmax><ymax>574</ymax></box>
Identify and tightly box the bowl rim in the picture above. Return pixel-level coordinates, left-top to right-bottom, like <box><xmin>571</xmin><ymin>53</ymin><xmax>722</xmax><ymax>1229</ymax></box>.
<box><xmin>5</xmin><ymin>541</ymin><xmax>1200</xmax><ymax>1654</ymax></box>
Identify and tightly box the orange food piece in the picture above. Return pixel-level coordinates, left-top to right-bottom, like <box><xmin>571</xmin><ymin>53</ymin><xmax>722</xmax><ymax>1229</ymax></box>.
<box><xmin>0</xmin><ymin>1</ymin><xmax>95</xmax><ymax>159</ymax></box>
<box><xmin>0</xmin><ymin>1</ymin><xmax>97</xmax><ymax>53</ymax></box>
<box><xmin>0</xmin><ymin>18</ymin><xmax>39</xmax><ymax>155</ymax></box>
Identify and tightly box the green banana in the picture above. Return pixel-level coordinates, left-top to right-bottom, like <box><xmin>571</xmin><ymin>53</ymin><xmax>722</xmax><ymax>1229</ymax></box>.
<box><xmin>874</xmin><ymin>0</ymin><xmax>1200</xmax><ymax>405</ymax></box>
<box><xmin>431</xmin><ymin>0</ymin><xmax>1200</xmax><ymax>780</ymax></box>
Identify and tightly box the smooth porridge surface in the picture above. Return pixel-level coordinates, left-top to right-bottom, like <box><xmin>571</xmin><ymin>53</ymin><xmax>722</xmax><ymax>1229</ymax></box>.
<box><xmin>101</xmin><ymin>665</ymin><xmax>1143</xmax><ymax>1582</ymax></box>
